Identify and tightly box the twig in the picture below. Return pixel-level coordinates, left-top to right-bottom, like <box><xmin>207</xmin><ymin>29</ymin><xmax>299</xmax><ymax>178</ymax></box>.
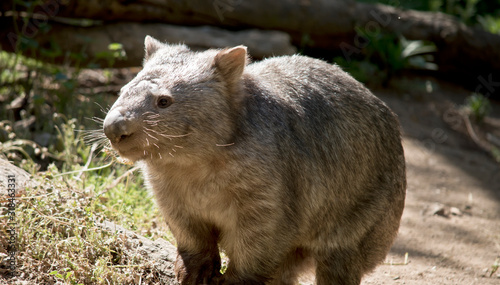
<box><xmin>75</xmin><ymin>143</ymin><xmax>97</xmax><ymax>179</ymax></box>
<box><xmin>102</xmin><ymin>166</ymin><xmax>140</xmax><ymax>194</ymax></box>
<box><xmin>462</xmin><ymin>111</ymin><xmax>492</xmax><ymax>152</ymax></box>
<box><xmin>53</xmin><ymin>161</ymin><xmax>113</xmax><ymax>177</ymax></box>
<box><xmin>383</xmin><ymin>252</ymin><xmax>409</xmax><ymax>266</ymax></box>
<box><xmin>23</xmin><ymin>200</ymin><xmax>73</xmax><ymax>226</ymax></box>
<box><xmin>93</xmin><ymin>166</ymin><xmax>140</xmax><ymax>198</ymax></box>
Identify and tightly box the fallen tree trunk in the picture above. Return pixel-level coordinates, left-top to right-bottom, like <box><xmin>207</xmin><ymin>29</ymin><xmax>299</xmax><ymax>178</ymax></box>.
<box><xmin>0</xmin><ymin>18</ymin><xmax>296</xmax><ymax>67</ymax></box>
<box><xmin>3</xmin><ymin>0</ymin><xmax>500</xmax><ymax>69</ymax></box>
<box><xmin>21</xmin><ymin>0</ymin><xmax>357</xmax><ymax>36</ymax></box>
<box><xmin>97</xmin><ymin>220</ymin><xmax>178</xmax><ymax>284</ymax></box>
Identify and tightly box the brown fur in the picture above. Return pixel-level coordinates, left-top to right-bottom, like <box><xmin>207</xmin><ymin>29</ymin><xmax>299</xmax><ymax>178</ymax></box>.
<box><xmin>102</xmin><ymin>35</ymin><xmax>406</xmax><ymax>284</ymax></box>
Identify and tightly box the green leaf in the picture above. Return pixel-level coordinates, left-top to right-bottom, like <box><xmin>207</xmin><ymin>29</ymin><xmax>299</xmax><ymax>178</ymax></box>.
<box><xmin>108</xmin><ymin>43</ymin><xmax>124</xmax><ymax>51</ymax></box>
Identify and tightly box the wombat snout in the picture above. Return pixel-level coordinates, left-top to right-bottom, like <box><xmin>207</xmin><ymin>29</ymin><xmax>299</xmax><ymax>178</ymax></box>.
<box><xmin>103</xmin><ymin>108</ymin><xmax>136</xmax><ymax>144</ymax></box>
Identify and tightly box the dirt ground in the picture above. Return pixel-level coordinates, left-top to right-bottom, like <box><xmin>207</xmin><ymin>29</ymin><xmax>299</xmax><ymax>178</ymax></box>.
<box><xmin>349</xmin><ymin>77</ymin><xmax>500</xmax><ymax>285</ymax></box>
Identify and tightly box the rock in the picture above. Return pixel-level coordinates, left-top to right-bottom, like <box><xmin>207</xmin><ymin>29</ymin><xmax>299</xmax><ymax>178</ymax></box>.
<box><xmin>426</xmin><ymin>203</ymin><xmax>450</xmax><ymax>218</ymax></box>
<box><xmin>0</xmin><ymin>158</ymin><xmax>31</xmax><ymax>200</ymax></box>
<box><xmin>449</xmin><ymin>207</ymin><xmax>463</xmax><ymax>216</ymax></box>
<box><xmin>96</xmin><ymin>220</ymin><xmax>178</xmax><ymax>284</ymax></box>
<box><xmin>423</xmin><ymin>203</ymin><xmax>466</xmax><ymax>218</ymax></box>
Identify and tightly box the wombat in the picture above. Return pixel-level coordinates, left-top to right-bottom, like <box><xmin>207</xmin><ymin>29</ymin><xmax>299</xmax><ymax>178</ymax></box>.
<box><xmin>102</xmin><ymin>36</ymin><xmax>406</xmax><ymax>285</ymax></box>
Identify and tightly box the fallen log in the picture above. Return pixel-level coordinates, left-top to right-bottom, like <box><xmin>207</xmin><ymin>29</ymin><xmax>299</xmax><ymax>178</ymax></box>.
<box><xmin>97</xmin><ymin>220</ymin><xmax>179</xmax><ymax>284</ymax></box>
<box><xmin>0</xmin><ymin>19</ymin><xmax>296</xmax><ymax>67</ymax></box>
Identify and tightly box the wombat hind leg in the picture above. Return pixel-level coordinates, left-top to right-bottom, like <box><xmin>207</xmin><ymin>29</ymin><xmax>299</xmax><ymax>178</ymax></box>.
<box><xmin>314</xmin><ymin>247</ymin><xmax>363</xmax><ymax>285</ymax></box>
<box><xmin>268</xmin><ymin>248</ymin><xmax>313</xmax><ymax>285</ymax></box>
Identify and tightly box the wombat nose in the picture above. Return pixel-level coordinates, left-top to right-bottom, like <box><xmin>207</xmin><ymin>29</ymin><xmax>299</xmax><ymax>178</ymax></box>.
<box><xmin>103</xmin><ymin>108</ymin><xmax>135</xmax><ymax>144</ymax></box>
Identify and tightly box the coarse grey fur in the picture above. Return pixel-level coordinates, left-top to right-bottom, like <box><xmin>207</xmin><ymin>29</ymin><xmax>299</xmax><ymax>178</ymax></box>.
<box><xmin>102</xmin><ymin>36</ymin><xmax>406</xmax><ymax>285</ymax></box>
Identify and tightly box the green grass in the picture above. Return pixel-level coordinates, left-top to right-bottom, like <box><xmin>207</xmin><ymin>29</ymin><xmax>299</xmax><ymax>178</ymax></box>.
<box><xmin>13</xmin><ymin>170</ymin><xmax>157</xmax><ymax>284</ymax></box>
<box><xmin>0</xmin><ymin>40</ymin><xmax>172</xmax><ymax>283</ymax></box>
<box><xmin>1</xmin><ymin>118</ymin><xmax>174</xmax><ymax>284</ymax></box>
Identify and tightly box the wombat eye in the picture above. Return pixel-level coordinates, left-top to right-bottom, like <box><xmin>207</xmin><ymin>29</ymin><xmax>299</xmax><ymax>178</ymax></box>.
<box><xmin>157</xmin><ymin>96</ymin><xmax>173</xmax><ymax>108</ymax></box>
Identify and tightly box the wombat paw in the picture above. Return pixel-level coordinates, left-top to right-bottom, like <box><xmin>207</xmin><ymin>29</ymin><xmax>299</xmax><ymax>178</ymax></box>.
<box><xmin>174</xmin><ymin>254</ymin><xmax>222</xmax><ymax>284</ymax></box>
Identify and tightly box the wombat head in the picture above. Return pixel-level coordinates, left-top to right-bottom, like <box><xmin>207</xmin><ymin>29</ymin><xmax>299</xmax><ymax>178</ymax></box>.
<box><xmin>103</xmin><ymin>36</ymin><xmax>248</xmax><ymax>163</ymax></box>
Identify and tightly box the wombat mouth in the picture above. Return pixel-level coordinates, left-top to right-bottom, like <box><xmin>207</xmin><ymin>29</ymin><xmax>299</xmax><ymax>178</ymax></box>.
<box><xmin>112</xmin><ymin>146</ymin><xmax>142</xmax><ymax>162</ymax></box>
<box><xmin>109</xmin><ymin>135</ymin><xmax>144</xmax><ymax>162</ymax></box>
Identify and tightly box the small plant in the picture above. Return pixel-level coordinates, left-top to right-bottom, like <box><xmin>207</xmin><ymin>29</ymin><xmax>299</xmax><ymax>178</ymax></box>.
<box><xmin>492</xmin><ymin>147</ymin><xmax>500</xmax><ymax>164</ymax></box>
<box><xmin>96</xmin><ymin>43</ymin><xmax>128</xmax><ymax>68</ymax></box>
<box><xmin>351</xmin><ymin>28</ymin><xmax>437</xmax><ymax>85</ymax></box>
<box><xmin>478</xmin><ymin>14</ymin><xmax>500</xmax><ymax>34</ymax></box>
<box><xmin>490</xmin><ymin>256</ymin><xmax>499</xmax><ymax>277</ymax></box>
<box><xmin>333</xmin><ymin>57</ymin><xmax>381</xmax><ymax>84</ymax></box>
<box><xmin>465</xmin><ymin>93</ymin><xmax>492</xmax><ymax>122</ymax></box>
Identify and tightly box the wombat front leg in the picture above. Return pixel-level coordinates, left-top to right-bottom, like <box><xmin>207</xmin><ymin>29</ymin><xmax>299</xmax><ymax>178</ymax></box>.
<box><xmin>172</xmin><ymin>225</ymin><xmax>222</xmax><ymax>284</ymax></box>
<box><xmin>218</xmin><ymin>225</ymin><xmax>293</xmax><ymax>284</ymax></box>
<box><xmin>174</xmin><ymin>246</ymin><xmax>222</xmax><ymax>285</ymax></box>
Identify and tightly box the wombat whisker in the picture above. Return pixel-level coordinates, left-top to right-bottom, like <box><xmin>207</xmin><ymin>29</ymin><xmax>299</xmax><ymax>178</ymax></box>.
<box><xmin>87</xmin><ymin>139</ymin><xmax>108</xmax><ymax>148</ymax></box>
<box><xmin>83</xmin><ymin>138</ymin><xmax>106</xmax><ymax>146</ymax></box>
<box><xmin>82</xmin><ymin>133</ymin><xmax>107</xmax><ymax>141</ymax></box>
<box><xmin>173</xmin><ymin>145</ymin><xmax>183</xmax><ymax>149</ymax></box>
<box><xmin>216</xmin><ymin>143</ymin><xmax>235</xmax><ymax>147</ymax></box>
<box><xmin>143</xmin><ymin>126</ymin><xmax>158</xmax><ymax>131</ymax></box>
<box><xmin>148</xmin><ymin>125</ymin><xmax>166</xmax><ymax>133</ymax></box>
<box><xmin>153</xmin><ymin>143</ymin><xmax>160</xmax><ymax>149</ymax></box>
<box><xmin>144</xmin><ymin>131</ymin><xmax>160</xmax><ymax>141</ymax></box>
<box><xmin>79</xmin><ymin>129</ymin><xmax>104</xmax><ymax>136</ymax></box>
<box><xmin>98</xmin><ymin>138</ymin><xmax>110</xmax><ymax>147</ymax></box>
<box><xmin>94</xmin><ymin>102</ymin><xmax>110</xmax><ymax>115</ymax></box>
<box><xmin>95</xmin><ymin>142</ymin><xmax>110</xmax><ymax>152</ymax></box>
<box><xmin>144</xmin><ymin>127</ymin><xmax>165</xmax><ymax>136</ymax></box>
<box><xmin>92</xmin><ymin>116</ymin><xmax>105</xmax><ymax>123</ymax></box>
<box><xmin>143</xmin><ymin>116</ymin><xmax>161</xmax><ymax>122</ymax></box>
<box><xmin>83</xmin><ymin>129</ymin><xmax>105</xmax><ymax>134</ymax></box>
<box><xmin>143</xmin><ymin>116</ymin><xmax>160</xmax><ymax>121</ymax></box>
<box><xmin>143</xmin><ymin>111</ymin><xmax>159</xmax><ymax>117</ymax></box>
<box><xmin>144</xmin><ymin>120</ymin><xmax>159</xmax><ymax>126</ymax></box>
<box><xmin>144</xmin><ymin>116</ymin><xmax>161</xmax><ymax>121</ymax></box>
<box><xmin>141</xmin><ymin>137</ymin><xmax>149</xmax><ymax>148</ymax></box>
<box><xmin>156</xmin><ymin>132</ymin><xmax>192</xmax><ymax>139</ymax></box>
<box><xmin>144</xmin><ymin>128</ymin><xmax>158</xmax><ymax>140</ymax></box>
<box><xmin>82</xmin><ymin>130</ymin><xmax>108</xmax><ymax>146</ymax></box>
<box><xmin>80</xmin><ymin>128</ymin><xmax>104</xmax><ymax>134</ymax></box>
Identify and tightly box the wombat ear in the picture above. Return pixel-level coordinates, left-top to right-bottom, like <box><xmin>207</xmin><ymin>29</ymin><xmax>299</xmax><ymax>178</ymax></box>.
<box><xmin>144</xmin><ymin>35</ymin><xmax>163</xmax><ymax>61</ymax></box>
<box><xmin>214</xmin><ymin>46</ymin><xmax>248</xmax><ymax>85</ymax></box>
